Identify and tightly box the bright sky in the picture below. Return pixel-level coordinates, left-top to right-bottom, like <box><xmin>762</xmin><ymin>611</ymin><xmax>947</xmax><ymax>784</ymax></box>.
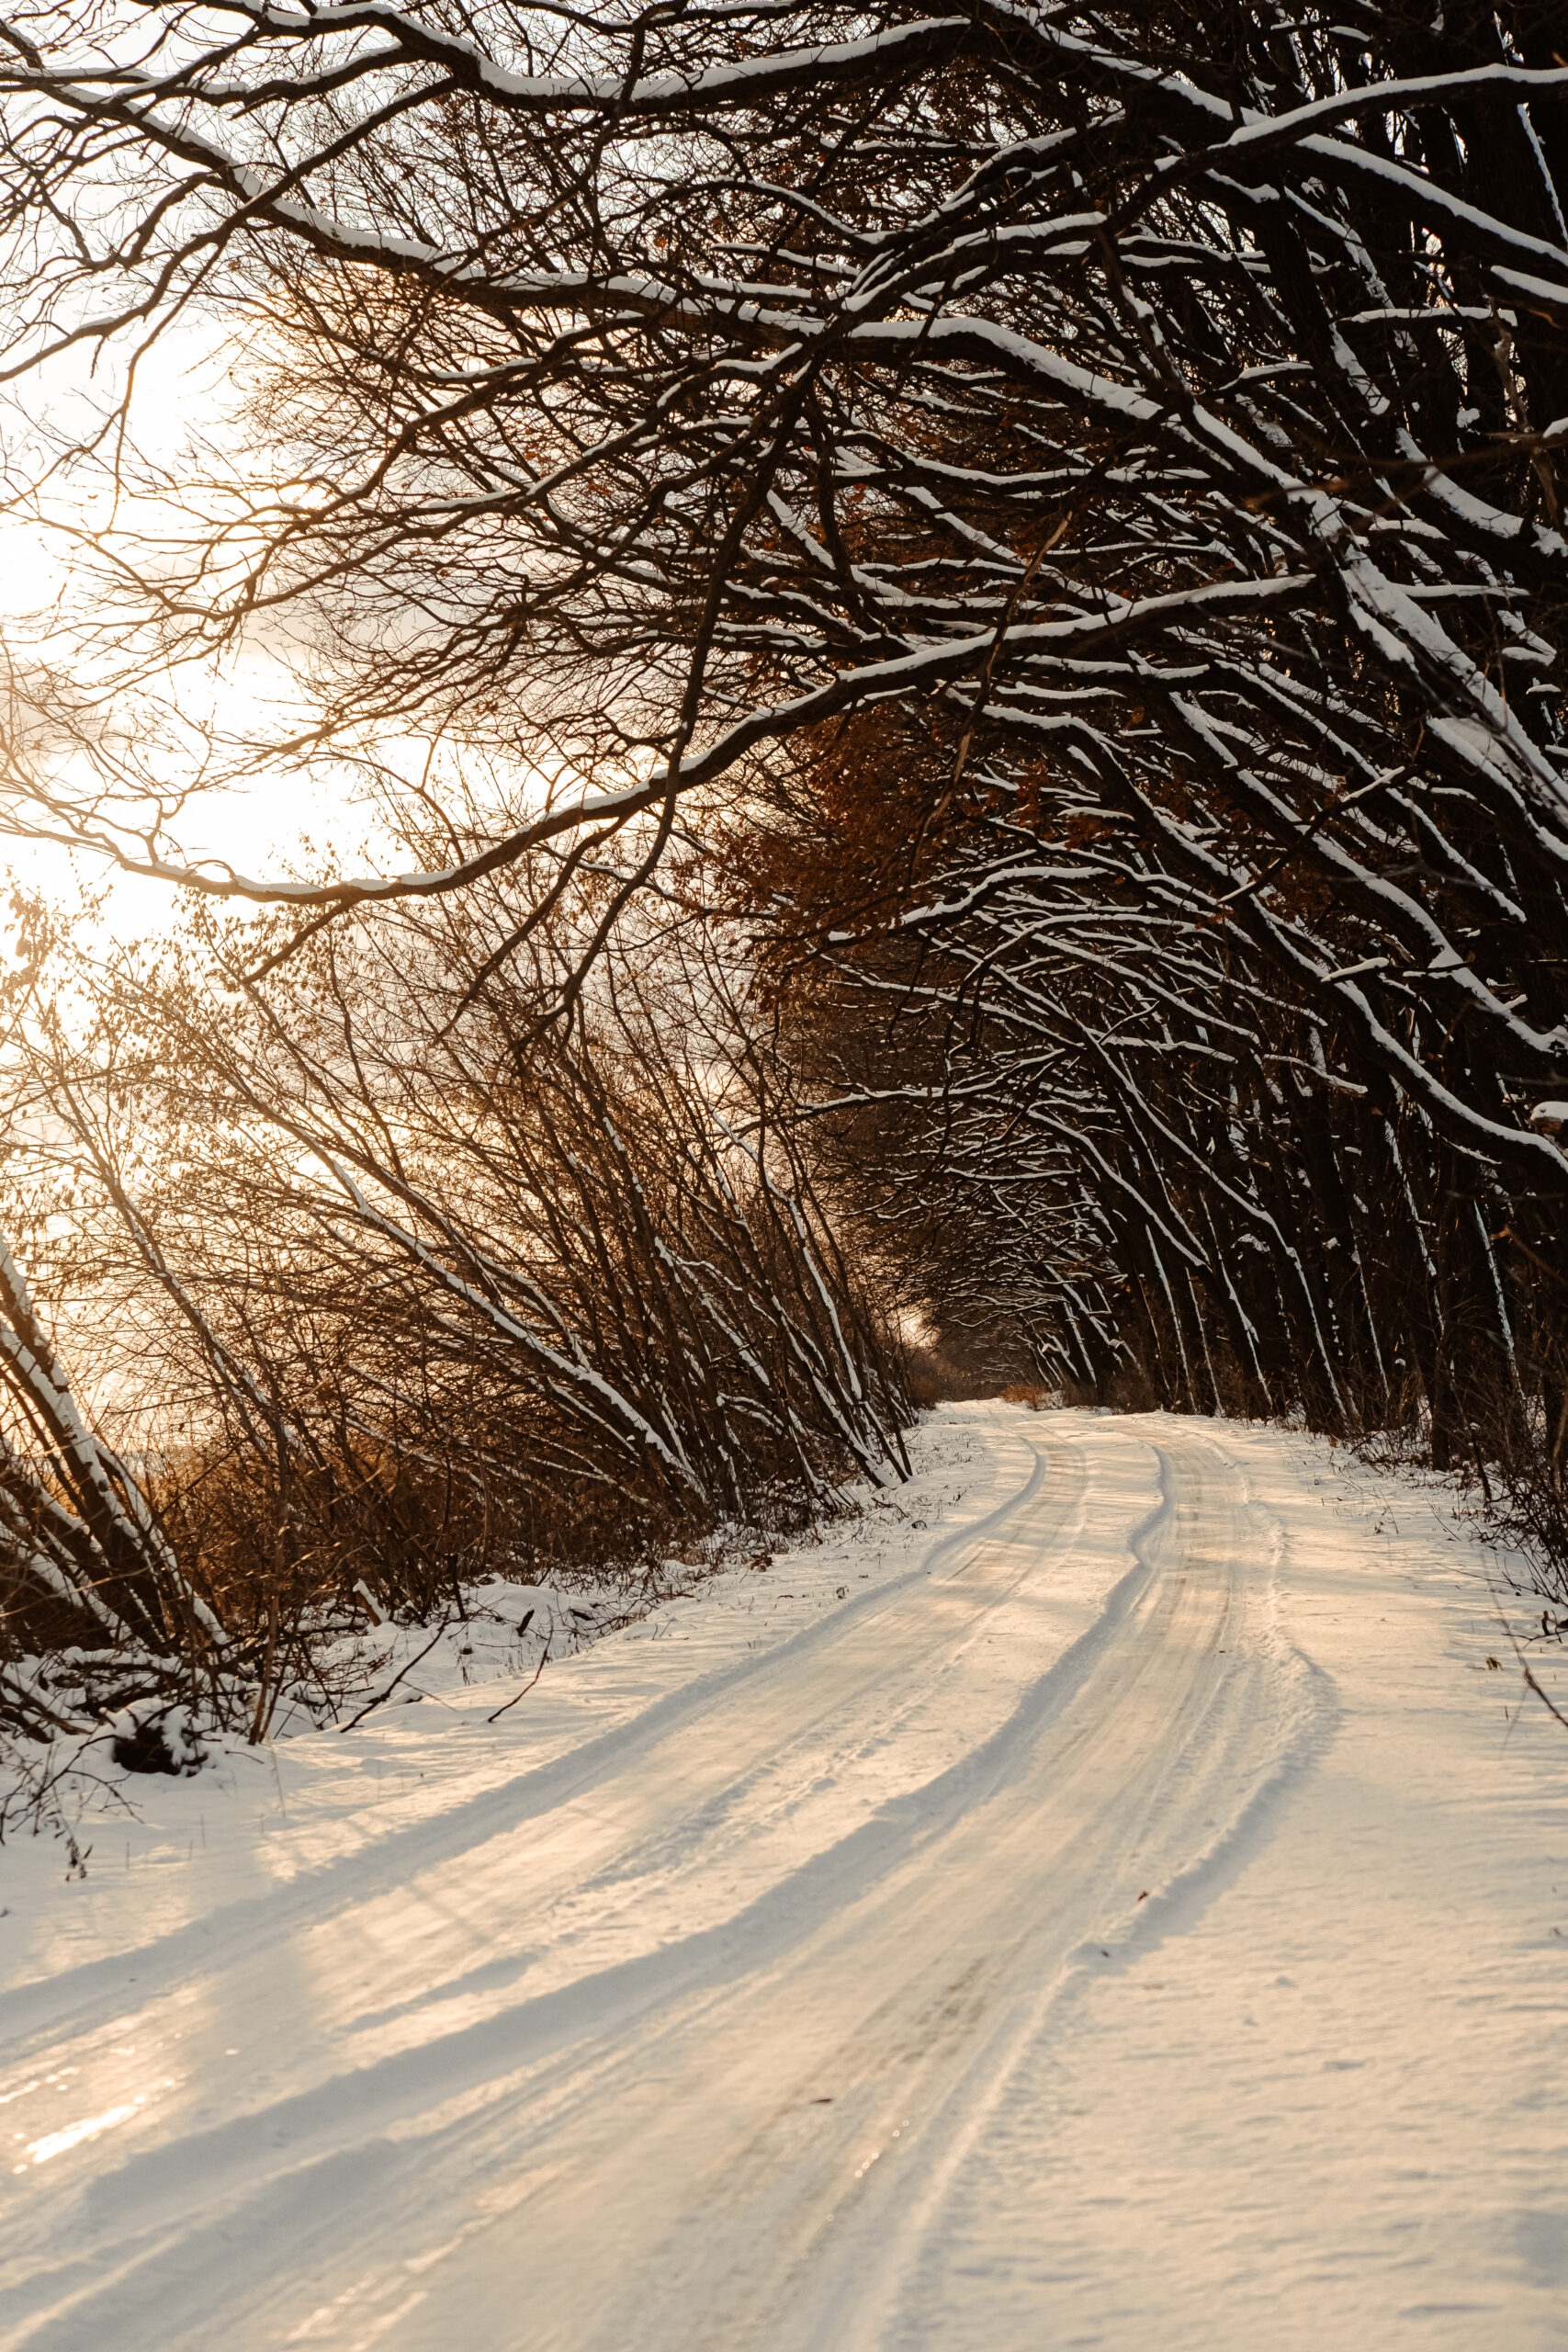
<box><xmin>0</xmin><ymin>317</ymin><xmax>400</xmax><ymax>951</ymax></box>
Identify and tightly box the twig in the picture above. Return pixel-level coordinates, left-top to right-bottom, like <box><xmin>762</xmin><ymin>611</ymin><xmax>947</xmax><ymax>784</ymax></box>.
<box><xmin>1520</xmin><ymin>1657</ymin><xmax>1568</xmax><ymax>1733</ymax></box>
<box><xmin>338</xmin><ymin>1618</ymin><xmax>451</xmax><ymax>1732</ymax></box>
<box><xmin>488</xmin><ymin>1633</ymin><xmax>553</xmax><ymax>1724</ymax></box>
<box><xmin>1493</xmin><ymin>1577</ymin><xmax>1568</xmax><ymax>1735</ymax></box>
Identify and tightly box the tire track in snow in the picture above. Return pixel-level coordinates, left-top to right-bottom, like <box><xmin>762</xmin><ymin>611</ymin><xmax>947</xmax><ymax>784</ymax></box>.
<box><xmin>0</xmin><ymin>1420</ymin><xmax>1329</xmax><ymax>2352</ymax></box>
<box><xmin>378</xmin><ymin>1426</ymin><xmax>1321</xmax><ymax>2352</ymax></box>
<box><xmin>1</xmin><ymin>1428</ymin><xmax>1073</xmax><ymax>2346</ymax></box>
<box><xmin>4</xmin><ymin>1437</ymin><xmax>1050</xmax><ymax>2055</ymax></box>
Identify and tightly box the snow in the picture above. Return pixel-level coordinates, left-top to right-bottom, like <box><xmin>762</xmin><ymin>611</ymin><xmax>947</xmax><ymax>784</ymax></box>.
<box><xmin>2</xmin><ymin>1404</ymin><xmax>1565</xmax><ymax>2350</ymax></box>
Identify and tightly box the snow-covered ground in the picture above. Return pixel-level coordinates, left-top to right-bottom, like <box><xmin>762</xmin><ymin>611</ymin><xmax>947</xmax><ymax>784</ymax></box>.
<box><xmin>2</xmin><ymin>1404</ymin><xmax>1565</xmax><ymax>2350</ymax></box>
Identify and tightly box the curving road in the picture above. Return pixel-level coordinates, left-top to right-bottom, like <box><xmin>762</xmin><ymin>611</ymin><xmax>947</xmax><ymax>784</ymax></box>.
<box><xmin>389</xmin><ymin>1424</ymin><xmax>1317</xmax><ymax>2352</ymax></box>
<box><xmin>1</xmin><ymin>1417</ymin><xmax>1332</xmax><ymax>2351</ymax></box>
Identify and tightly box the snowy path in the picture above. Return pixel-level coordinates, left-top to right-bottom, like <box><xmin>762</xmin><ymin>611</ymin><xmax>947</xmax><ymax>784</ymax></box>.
<box><xmin>3</xmin><ymin>1408</ymin><xmax>1566</xmax><ymax>2349</ymax></box>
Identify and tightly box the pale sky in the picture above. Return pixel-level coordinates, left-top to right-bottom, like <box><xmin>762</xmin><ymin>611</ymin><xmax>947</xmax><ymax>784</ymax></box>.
<box><xmin>0</xmin><ymin>315</ymin><xmax>399</xmax><ymax>948</ymax></box>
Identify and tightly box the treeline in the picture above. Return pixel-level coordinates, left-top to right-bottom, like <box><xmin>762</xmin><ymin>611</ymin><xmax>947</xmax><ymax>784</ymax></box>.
<box><xmin>0</xmin><ymin>871</ymin><xmax>908</xmax><ymax>1765</ymax></box>
<box><xmin>738</xmin><ymin>711</ymin><xmax>1568</xmax><ymax>1555</ymax></box>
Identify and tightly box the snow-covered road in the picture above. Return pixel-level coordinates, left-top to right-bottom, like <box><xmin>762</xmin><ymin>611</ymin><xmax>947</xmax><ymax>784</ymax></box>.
<box><xmin>3</xmin><ymin>1408</ymin><xmax>1566</xmax><ymax>2349</ymax></box>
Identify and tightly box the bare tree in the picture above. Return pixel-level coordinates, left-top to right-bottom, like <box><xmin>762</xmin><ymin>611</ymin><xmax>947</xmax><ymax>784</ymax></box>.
<box><xmin>0</xmin><ymin>7</ymin><xmax>1562</xmax><ymax>992</ymax></box>
<box><xmin>0</xmin><ymin>854</ymin><xmax>909</xmax><ymax>1770</ymax></box>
